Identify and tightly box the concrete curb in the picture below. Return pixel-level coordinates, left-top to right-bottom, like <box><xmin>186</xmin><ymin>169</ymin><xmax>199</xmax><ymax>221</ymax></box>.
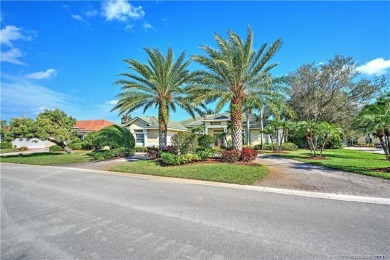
<box><xmin>2</xmin><ymin>163</ymin><xmax>389</xmax><ymax>205</ymax></box>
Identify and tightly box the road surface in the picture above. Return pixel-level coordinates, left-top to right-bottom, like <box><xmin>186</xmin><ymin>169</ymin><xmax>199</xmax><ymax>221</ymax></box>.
<box><xmin>1</xmin><ymin>164</ymin><xmax>389</xmax><ymax>259</ymax></box>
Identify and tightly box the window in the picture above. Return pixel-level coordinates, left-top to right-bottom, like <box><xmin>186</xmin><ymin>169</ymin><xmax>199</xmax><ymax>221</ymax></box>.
<box><xmin>210</xmin><ymin>121</ymin><xmax>221</xmax><ymax>125</ymax></box>
<box><xmin>134</xmin><ymin>130</ymin><xmax>144</xmax><ymax>144</ymax></box>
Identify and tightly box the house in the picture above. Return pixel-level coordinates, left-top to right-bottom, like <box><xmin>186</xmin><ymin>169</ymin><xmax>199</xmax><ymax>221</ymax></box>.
<box><xmin>126</xmin><ymin>113</ymin><xmax>276</xmax><ymax>147</ymax></box>
<box><xmin>125</xmin><ymin>116</ymin><xmax>188</xmax><ymax>147</ymax></box>
<box><xmin>74</xmin><ymin>120</ymin><xmax>115</xmax><ymax>139</ymax></box>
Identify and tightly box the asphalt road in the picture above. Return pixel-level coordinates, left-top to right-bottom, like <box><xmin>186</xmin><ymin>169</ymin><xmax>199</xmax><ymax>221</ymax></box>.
<box><xmin>1</xmin><ymin>164</ymin><xmax>389</xmax><ymax>259</ymax></box>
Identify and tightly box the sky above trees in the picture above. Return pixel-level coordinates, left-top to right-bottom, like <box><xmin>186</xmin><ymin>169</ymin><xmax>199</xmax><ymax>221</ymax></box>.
<box><xmin>1</xmin><ymin>1</ymin><xmax>389</xmax><ymax>123</ymax></box>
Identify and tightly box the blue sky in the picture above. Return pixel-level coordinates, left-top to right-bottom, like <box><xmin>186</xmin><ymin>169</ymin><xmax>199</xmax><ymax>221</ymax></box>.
<box><xmin>1</xmin><ymin>1</ymin><xmax>389</xmax><ymax>124</ymax></box>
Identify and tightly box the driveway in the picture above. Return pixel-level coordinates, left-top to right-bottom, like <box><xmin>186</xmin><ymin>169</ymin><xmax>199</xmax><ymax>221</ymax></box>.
<box><xmin>1</xmin><ymin>164</ymin><xmax>389</xmax><ymax>259</ymax></box>
<box><xmin>255</xmin><ymin>154</ymin><xmax>390</xmax><ymax>198</ymax></box>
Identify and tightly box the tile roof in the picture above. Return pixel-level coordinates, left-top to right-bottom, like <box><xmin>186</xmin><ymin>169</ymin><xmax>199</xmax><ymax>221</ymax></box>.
<box><xmin>75</xmin><ymin>120</ymin><xmax>115</xmax><ymax>132</ymax></box>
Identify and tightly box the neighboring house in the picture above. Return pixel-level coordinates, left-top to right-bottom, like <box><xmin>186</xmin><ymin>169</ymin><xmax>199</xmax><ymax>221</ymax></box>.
<box><xmin>12</xmin><ymin>138</ymin><xmax>54</xmax><ymax>149</ymax></box>
<box><xmin>126</xmin><ymin>113</ymin><xmax>278</xmax><ymax>147</ymax></box>
<box><xmin>126</xmin><ymin>117</ymin><xmax>187</xmax><ymax>147</ymax></box>
<box><xmin>74</xmin><ymin>120</ymin><xmax>115</xmax><ymax>139</ymax></box>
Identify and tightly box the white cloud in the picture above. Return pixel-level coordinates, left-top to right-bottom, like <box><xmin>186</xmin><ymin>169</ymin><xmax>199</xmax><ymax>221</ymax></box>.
<box><xmin>0</xmin><ymin>48</ymin><xmax>25</xmax><ymax>65</ymax></box>
<box><xmin>0</xmin><ymin>24</ymin><xmax>36</xmax><ymax>65</ymax></box>
<box><xmin>107</xmin><ymin>100</ymin><xmax>118</xmax><ymax>105</ymax></box>
<box><xmin>71</xmin><ymin>14</ymin><xmax>88</xmax><ymax>24</ymax></box>
<box><xmin>86</xmin><ymin>9</ymin><xmax>99</xmax><ymax>17</ymax></box>
<box><xmin>0</xmin><ymin>25</ymin><xmax>24</xmax><ymax>47</ymax></box>
<box><xmin>356</xmin><ymin>58</ymin><xmax>390</xmax><ymax>76</ymax></box>
<box><xmin>0</xmin><ymin>74</ymin><xmax>120</xmax><ymax>123</ymax></box>
<box><xmin>125</xmin><ymin>24</ymin><xmax>134</xmax><ymax>31</ymax></box>
<box><xmin>26</xmin><ymin>68</ymin><xmax>57</xmax><ymax>80</ymax></box>
<box><xmin>143</xmin><ymin>22</ymin><xmax>154</xmax><ymax>31</ymax></box>
<box><xmin>101</xmin><ymin>0</ymin><xmax>145</xmax><ymax>22</ymax></box>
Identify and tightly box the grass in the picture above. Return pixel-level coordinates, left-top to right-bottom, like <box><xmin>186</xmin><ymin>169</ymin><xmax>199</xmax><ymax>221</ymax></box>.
<box><xmin>0</xmin><ymin>148</ymin><xmax>21</xmax><ymax>154</ymax></box>
<box><xmin>0</xmin><ymin>151</ymin><xmax>93</xmax><ymax>165</ymax></box>
<box><xmin>270</xmin><ymin>149</ymin><xmax>390</xmax><ymax>179</ymax></box>
<box><xmin>110</xmin><ymin>160</ymin><xmax>268</xmax><ymax>185</ymax></box>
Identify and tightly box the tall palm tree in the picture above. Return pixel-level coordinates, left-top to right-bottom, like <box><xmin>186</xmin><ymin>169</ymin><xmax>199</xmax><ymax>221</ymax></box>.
<box><xmin>112</xmin><ymin>48</ymin><xmax>200</xmax><ymax>150</ymax></box>
<box><xmin>355</xmin><ymin>94</ymin><xmax>390</xmax><ymax>161</ymax></box>
<box><xmin>189</xmin><ymin>28</ymin><xmax>282</xmax><ymax>150</ymax></box>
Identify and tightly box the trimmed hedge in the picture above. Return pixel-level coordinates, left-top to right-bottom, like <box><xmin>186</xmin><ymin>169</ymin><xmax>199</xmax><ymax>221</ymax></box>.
<box><xmin>0</xmin><ymin>142</ymin><xmax>12</xmax><ymax>149</ymax></box>
<box><xmin>88</xmin><ymin>148</ymin><xmax>135</xmax><ymax>161</ymax></box>
<box><xmin>49</xmin><ymin>145</ymin><xmax>64</xmax><ymax>152</ymax></box>
<box><xmin>160</xmin><ymin>152</ymin><xmax>200</xmax><ymax>165</ymax></box>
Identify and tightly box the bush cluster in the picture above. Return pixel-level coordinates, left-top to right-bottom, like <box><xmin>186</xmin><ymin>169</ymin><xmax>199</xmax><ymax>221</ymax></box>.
<box><xmin>221</xmin><ymin>149</ymin><xmax>241</xmax><ymax>163</ymax></box>
<box><xmin>135</xmin><ymin>146</ymin><xmax>148</xmax><ymax>152</ymax></box>
<box><xmin>0</xmin><ymin>142</ymin><xmax>12</xmax><ymax>149</ymax></box>
<box><xmin>93</xmin><ymin>125</ymin><xmax>135</xmax><ymax>150</ymax></box>
<box><xmin>240</xmin><ymin>147</ymin><xmax>258</xmax><ymax>162</ymax></box>
<box><xmin>19</xmin><ymin>146</ymin><xmax>28</xmax><ymax>151</ymax></box>
<box><xmin>198</xmin><ymin>134</ymin><xmax>214</xmax><ymax>149</ymax></box>
<box><xmin>49</xmin><ymin>145</ymin><xmax>64</xmax><ymax>152</ymax></box>
<box><xmin>88</xmin><ymin>147</ymin><xmax>135</xmax><ymax>161</ymax></box>
<box><xmin>160</xmin><ymin>152</ymin><xmax>200</xmax><ymax>165</ymax></box>
<box><xmin>196</xmin><ymin>149</ymin><xmax>212</xmax><ymax>160</ymax></box>
<box><xmin>68</xmin><ymin>142</ymin><xmax>83</xmax><ymax>150</ymax></box>
<box><xmin>146</xmin><ymin>146</ymin><xmax>159</xmax><ymax>158</ymax></box>
<box><xmin>280</xmin><ymin>142</ymin><xmax>298</xmax><ymax>151</ymax></box>
<box><xmin>172</xmin><ymin>132</ymin><xmax>198</xmax><ymax>154</ymax></box>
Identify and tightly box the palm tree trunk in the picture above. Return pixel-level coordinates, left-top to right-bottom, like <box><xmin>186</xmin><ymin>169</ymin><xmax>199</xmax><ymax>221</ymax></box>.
<box><xmin>231</xmin><ymin>98</ymin><xmax>243</xmax><ymax>151</ymax></box>
<box><xmin>245</xmin><ymin>109</ymin><xmax>250</xmax><ymax>146</ymax></box>
<box><xmin>158</xmin><ymin>101</ymin><xmax>168</xmax><ymax>150</ymax></box>
<box><xmin>260</xmin><ymin>108</ymin><xmax>264</xmax><ymax>150</ymax></box>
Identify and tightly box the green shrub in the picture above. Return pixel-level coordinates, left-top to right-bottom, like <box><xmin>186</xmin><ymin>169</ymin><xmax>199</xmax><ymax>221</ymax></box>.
<box><xmin>93</xmin><ymin>125</ymin><xmax>135</xmax><ymax>149</ymax></box>
<box><xmin>198</xmin><ymin>134</ymin><xmax>214</xmax><ymax>149</ymax></box>
<box><xmin>179</xmin><ymin>154</ymin><xmax>200</xmax><ymax>164</ymax></box>
<box><xmin>172</xmin><ymin>132</ymin><xmax>198</xmax><ymax>154</ymax></box>
<box><xmin>49</xmin><ymin>145</ymin><xmax>63</xmax><ymax>152</ymax></box>
<box><xmin>160</xmin><ymin>152</ymin><xmax>200</xmax><ymax>165</ymax></box>
<box><xmin>88</xmin><ymin>148</ymin><xmax>135</xmax><ymax>161</ymax></box>
<box><xmin>221</xmin><ymin>149</ymin><xmax>241</xmax><ymax>163</ymax></box>
<box><xmin>324</xmin><ymin>135</ymin><xmax>344</xmax><ymax>149</ymax></box>
<box><xmin>135</xmin><ymin>146</ymin><xmax>147</xmax><ymax>152</ymax></box>
<box><xmin>19</xmin><ymin>146</ymin><xmax>28</xmax><ymax>151</ymax></box>
<box><xmin>280</xmin><ymin>142</ymin><xmax>298</xmax><ymax>151</ymax></box>
<box><xmin>196</xmin><ymin>149</ymin><xmax>211</xmax><ymax>160</ymax></box>
<box><xmin>68</xmin><ymin>142</ymin><xmax>83</xmax><ymax>150</ymax></box>
<box><xmin>0</xmin><ymin>142</ymin><xmax>12</xmax><ymax>149</ymax></box>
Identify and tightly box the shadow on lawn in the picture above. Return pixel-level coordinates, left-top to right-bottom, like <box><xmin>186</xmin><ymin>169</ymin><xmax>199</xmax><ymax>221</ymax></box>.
<box><xmin>1</xmin><ymin>152</ymin><xmax>69</xmax><ymax>158</ymax></box>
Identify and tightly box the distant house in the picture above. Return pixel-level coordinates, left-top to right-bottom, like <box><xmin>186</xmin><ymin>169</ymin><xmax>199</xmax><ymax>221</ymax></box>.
<box><xmin>74</xmin><ymin>120</ymin><xmax>115</xmax><ymax>139</ymax></box>
<box><xmin>126</xmin><ymin>113</ymin><xmax>277</xmax><ymax>147</ymax></box>
<box><xmin>125</xmin><ymin>116</ymin><xmax>187</xmax><ymax>147</ymax></box>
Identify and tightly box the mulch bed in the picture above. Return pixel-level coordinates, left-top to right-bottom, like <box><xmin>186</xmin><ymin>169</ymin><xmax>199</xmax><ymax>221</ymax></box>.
<box><xmin>371</xmin><ymin>167</ymin><xmax>390</xmax><ymax>173</ymax></box>
<box><xmin>158</xmin><ymin>158</ymin><xmax>259</xmax><ymax>167</ymax></box>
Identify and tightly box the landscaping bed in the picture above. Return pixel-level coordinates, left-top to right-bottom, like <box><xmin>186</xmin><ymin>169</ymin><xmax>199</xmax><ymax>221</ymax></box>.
<box><xmin>110</xmin><ymin>159</ymin><xmax>268</xmax><ymax>185</ymax></box>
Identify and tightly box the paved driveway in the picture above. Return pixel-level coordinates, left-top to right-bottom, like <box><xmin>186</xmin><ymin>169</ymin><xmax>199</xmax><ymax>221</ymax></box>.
<box><xmin>1</xmin><ymin>164</ymin><xmax>389</xmax><ymax>259</ymax></box>
<box><xmin>255</xmin><ymin>154</ymin><xmax>390</xmax><ymax>198</ymax></box>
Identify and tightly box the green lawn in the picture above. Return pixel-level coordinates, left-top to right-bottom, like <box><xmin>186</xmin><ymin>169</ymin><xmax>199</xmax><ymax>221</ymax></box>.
<box><xmin>0</xmin><ymin>148</ymin><xmax>21</xmax><ymax>154</ymax></box>
<box><xmin>270</xmin><ymin>149</ymin><xmax>390</xmax><ymax>179</ymax></box>
<box><xmin>110</xmin><ymin>160</ymin><xmax>268</xmax><ymax>185</ymax></box>
<box><xmin>0</xmin><ymin>151</ymin><xmax>93</xmax><ymax>165</ymax></box>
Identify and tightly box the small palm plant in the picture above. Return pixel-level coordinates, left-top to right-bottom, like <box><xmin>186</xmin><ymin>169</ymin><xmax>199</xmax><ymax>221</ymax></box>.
<box><xmin>189</xmin><ymin>28</ymin><xmax>282</xmax><ymax>150</ymax></box>
<box><xmin>112</xmin><ymin>48</ymin><xmax>200</xmax><ymax>150</ymax></box>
